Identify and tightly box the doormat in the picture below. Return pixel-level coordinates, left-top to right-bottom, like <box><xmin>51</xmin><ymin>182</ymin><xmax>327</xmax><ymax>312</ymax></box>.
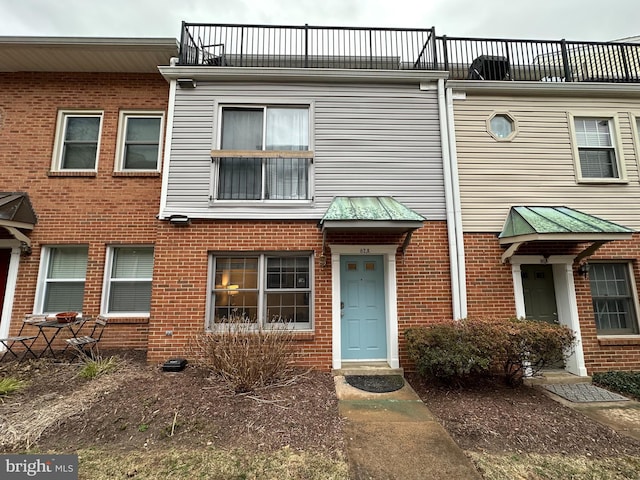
<box><xmin>345</xmin><ymin>375</ymin><xmax>405</xmax><ymax>393</ymax></box>
<box><xmin>543</xmin><ymin>383</ymin><xmax>629</xmax><ymax>403</ymax></box>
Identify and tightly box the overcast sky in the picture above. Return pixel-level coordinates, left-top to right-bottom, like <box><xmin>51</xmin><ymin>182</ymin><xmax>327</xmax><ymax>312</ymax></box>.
<box><xmin>0</xmin><ymin>0</ymin><xmax>638</xmax><ymax>42</ymax></box>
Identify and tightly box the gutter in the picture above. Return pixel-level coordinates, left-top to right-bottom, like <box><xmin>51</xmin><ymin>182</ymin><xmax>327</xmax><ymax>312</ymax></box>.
<box><xmin>437</xmin><ymin>78</ymin><xmax>461</xmax><ymax>320</ymax></box>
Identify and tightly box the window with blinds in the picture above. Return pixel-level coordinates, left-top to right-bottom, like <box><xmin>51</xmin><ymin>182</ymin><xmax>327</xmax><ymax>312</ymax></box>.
<box><xmin>573</xmin><ymin>117</ymin><xmax>620</xmax><ymax>179</ymax></box>
<box><xmin>42</xmin><ymin>246</ymin><xmax>88</xmax><ymax>313</ymax></box>
<box><xmin>106</xmin><ymin>246</ymin><xmax>154</xmax><ymax>314</ymax></box>
<box><xmin>589</xmin><ymin>263</ymin><xmax>639</xmax><ymax>335</ymax></box>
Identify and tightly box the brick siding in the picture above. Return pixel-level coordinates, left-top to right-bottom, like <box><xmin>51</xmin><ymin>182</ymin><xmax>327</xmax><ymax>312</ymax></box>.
<box><xmin>464</xmin><ymin>232</ymin><xmax>640</xmax><ymax>374</ymax></box>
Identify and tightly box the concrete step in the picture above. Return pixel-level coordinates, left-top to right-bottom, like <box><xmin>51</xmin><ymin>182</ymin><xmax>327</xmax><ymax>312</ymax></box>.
<box><xmin>333</xmin><ymin>362</ymin><xmax>404</xmax><ymax>377</ymax></box>
<box><xmin>524</xmin><ymin>369</ymin><xmax>591</xmax><ymax>386</ymax></box>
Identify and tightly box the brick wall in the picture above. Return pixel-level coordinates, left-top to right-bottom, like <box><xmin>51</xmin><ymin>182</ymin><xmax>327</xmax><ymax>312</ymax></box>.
<box><xmin>0</xmin><ymin>72</ymin><xmax>168</xmax><ymax>350</ymax></box>
<box><xmin>148</xmin><ymin>220</ymin><xmax>452</xmax><ymax>370</ymax></box>
<box><xmin>464</xmin><ymin>232</ymin><xmax>640</xmax><ymax>374</ymax></box>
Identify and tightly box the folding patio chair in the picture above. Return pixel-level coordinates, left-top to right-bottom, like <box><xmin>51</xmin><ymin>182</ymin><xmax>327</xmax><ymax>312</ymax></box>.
<box><xmin>0</xmin><ymin>314</ymin><xmax>47</xmax><ymax>362</ymax></box>
<box><xmin>65</xmin><ymin>315</ymin><xmax>108</xmax><ymax>359</ymax></box>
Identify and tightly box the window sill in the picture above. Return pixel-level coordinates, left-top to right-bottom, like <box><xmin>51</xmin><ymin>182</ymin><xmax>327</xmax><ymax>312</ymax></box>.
<box><xmin>597</xmin><ymin>336</ymin><xmax>640</xmax><ymax>346</ymax></box>
<box><xmin>576</xmin><ymin>178</ymin><xmax>628</xmax><ymax>185</ymax></box>
<box><xmin>112</xmin><ymin>171</ymin><xmax>161</xmax><ymax>177</ymax></box>
<box><xmin>103</xmin><ymin>316</ymin><xmax>149</xmax><ymax>325</ymax></box>
<box><xmin>48</xmin><ymin>171</ymin><xmax>97</xmax><ymax>177</ymax></box>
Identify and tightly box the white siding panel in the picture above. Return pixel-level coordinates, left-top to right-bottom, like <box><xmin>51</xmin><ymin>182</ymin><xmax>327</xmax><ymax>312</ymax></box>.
<box><xmin>163</xmin><ymin>82</ymin><xmax>444</xmax><ymax>220</ymax></box>
<box><xmin>455</xmin><ymin>95</ymin><xmax>640</xmax><ymax>231</ymax></box>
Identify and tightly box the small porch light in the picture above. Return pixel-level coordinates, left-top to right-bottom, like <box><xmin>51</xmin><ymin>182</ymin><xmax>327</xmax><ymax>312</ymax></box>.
<box><xmin>577</xmin><ymin>262</ymin><xmax>590</xmax><ymax>278</ymax></box>
<box><xmin>169</xmin><ymin>214</ymin><xmax>191</xmax><ymax>227</ymax></box>
<box><xmin>177</xmin><ymin>78</ymin><xmax>196</xmax><ymax>89</ymax></box>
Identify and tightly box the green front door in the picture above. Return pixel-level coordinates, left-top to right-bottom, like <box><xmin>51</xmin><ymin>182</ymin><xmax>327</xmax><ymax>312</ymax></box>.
<box><xmin>340</xmin><ymin>255</ymin><xmax>387</xmax><ymax>360</ymax></box>
<box><xmin>521</xmin><ymin>264</ymin><xmax>558</xmax><ymax>324</ymax></box>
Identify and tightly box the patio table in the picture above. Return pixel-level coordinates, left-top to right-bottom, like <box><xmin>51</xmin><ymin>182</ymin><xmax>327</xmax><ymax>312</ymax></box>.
<box><xmin>35</xmin><ymin>318</ymin><xmax>87</xmax><ymax>359</ymax></box>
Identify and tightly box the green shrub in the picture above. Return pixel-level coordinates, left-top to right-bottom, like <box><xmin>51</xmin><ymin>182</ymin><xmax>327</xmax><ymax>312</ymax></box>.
<box><xmin>406</xmin><ymin>318</ymin><xmax>576</xmax><ymax>386</ymax></box>
<box><xmin>592</xmin><ymin>371</ymin><xmax>640</xmax><ymax>400</ymax></box>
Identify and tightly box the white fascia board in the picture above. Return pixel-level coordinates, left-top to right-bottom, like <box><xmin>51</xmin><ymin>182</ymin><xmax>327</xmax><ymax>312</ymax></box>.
<box><xmin>159</xmin><ymin>66</ymin><xmax>449</xmax><ymax>84</ymax></box>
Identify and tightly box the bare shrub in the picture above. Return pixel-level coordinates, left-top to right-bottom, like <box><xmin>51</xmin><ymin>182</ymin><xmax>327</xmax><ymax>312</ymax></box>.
<box><xmin>193</xmin><ymin>315</ymin><xmax>297</xmax><ymax>393</ymax></box>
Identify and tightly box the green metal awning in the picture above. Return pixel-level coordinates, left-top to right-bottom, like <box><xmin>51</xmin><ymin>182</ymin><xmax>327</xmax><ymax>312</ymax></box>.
<box><xmin>0</xmin><ymin>192</ymin><xmax>37</xmax><ymax>247</ymax></box>
<box><xmin>320</xmin><ymin>196</ymin><xmax>425</xmax><ymax>233</ymax></box>
<box><xmin>499</xmin><ymin>206</ymin><xmax>634</xmax><ymax>263</ymax></box>
<box><xmin>319</xmin><ymin>196</ymin><xmax>425</xmax><ymax>256</ymax></box>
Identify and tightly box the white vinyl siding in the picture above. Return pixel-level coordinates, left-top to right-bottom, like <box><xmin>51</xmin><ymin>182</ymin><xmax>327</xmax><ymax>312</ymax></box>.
<box><xmin>37</xmin><ymin>246</ymin><xmax>88</xmax><ymax>314</ymax></box>
<box><xmin>104</xmin><ymin>246</ymin><xmax>154</xmax><ymax>315</ymax></box>
<box><xmin>162</xmin><ymin>82</ymin><xmax>444</xmax><ymax>220</ymax></box>
<box><xmin>454</xmin><ymin>95</ymin><xmax>640</xmax><ymax>231</ymax></box>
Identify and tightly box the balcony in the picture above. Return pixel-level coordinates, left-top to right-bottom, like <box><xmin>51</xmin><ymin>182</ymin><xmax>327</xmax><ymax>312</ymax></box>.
<box><xmin>179</xmin><ymin>23</ymin><xmax>640</xmax><ymax>84</ymax></box>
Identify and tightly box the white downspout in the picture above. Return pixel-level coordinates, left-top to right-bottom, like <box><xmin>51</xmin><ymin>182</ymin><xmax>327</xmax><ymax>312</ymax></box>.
<box><xmin>437</xmin><ymin>78</ymin><xmax>461</xmax><ymax>320</ymax></box>
<box><xmin>445</xmin><ymin>86</ymin><xmax>468</xmax><ymax>318</ymax></box>
<box><xmin>158</xmin><ymin>76</ymin><xmax>178</xmax><ymax>218</ymax></box>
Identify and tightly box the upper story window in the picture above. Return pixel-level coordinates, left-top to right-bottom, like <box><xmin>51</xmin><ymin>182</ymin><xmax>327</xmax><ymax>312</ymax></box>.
<box><xmin>213</xmin><ymin>105</ymin><xmax>312</xmax><ymax>201</ymax></box>
<box><xmin>52</xmin><ymin>111</ymin><xmax>103</xmax><ymax>171</ymax></box>
<box><xmin>589</xmin><ymin>263</ymin><xmax>639</xmax><ymax>335</ymax></box>
<box><xmin>115</xmin><ymin>112</ymin><xmax>164</xmax><ymax>172</ymax></box>
<box><xmin>487</xmin><ymin>112</ymin><xmax>517</xmax><ymax>141</ymax></box>
<box><xmin>36</xmin><ymin>246</ymin><xmax>88</xmax><ymax>314</ymax></box>
<box><xmin>570</xmin><ymin>116</ymin><xmax>626</xmax><ymax>182</ymax></box>
<box><xmin>103</xmin><ymin>246</ymin><xmax>154</xmax><ymax>316</ymax></box>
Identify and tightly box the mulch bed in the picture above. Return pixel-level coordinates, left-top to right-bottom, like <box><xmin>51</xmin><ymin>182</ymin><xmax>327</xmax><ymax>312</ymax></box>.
<box><xmin>408</xmin><ymin>374</ymin><xmax>640</xmax><ymax>459</ymax></box>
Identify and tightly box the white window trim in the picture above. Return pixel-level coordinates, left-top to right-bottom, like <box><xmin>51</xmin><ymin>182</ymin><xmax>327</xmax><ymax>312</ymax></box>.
<box><xmin>589</xmin><ymin>261</ymin><xmax>640</xmax><ymax>336</ymax></box>
<box><xmin>486</xmin><ymin>111</ymin><xmax>518</xmax><ymax>142</ymax></box>
<box><xmin>209</xmin><ymin>98</ymin><xmax>315</xmax><ymax>206</ymax></box>
<box><xmin>630</xmin><ymin>112</ymin><xmax>640</xmax><ymax>184</ymax></box>
<box><xmin>567</xmin><ymin>112</ymin><xmax>627</xmax><ymax>183</ymax></box>
<box><xmin>114</xmin><ymin>110</ymin><xmax>165</xmax><ymax>172</ymax></box>
<box><xmin>34</xmin><ymin>245</ymin><xmax>88</xmax><ymax>316</ymax></box>
<box><xmin>206</xmin><ymin>252</ymin><xmax>314</xmax><ymax>331</ymax></box>
<box><xmin>51</xmin><ymin>110</ymin><xmax>103</xmax><ymax>172</ymax></box>
<box><xmin>101</xmin><ymin>245</ymin><xmax>154</xmax><ymax>318</ymax></box>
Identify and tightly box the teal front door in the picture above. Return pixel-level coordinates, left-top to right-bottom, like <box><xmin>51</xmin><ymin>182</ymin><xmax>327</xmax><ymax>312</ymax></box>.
<box><xmin>340</xmin><ymin>255</ymin><xmax>387</xmax><ymax>360</ymax></box>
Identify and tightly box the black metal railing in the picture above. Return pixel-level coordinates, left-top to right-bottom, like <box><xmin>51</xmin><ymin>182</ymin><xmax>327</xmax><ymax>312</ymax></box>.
<box><xmin>436</xmin><ymin>36</ymin><xmax>640</xmax><ymax>82</ymax></box>
<box><xmin>180</xmin><ymin>22</ymin><xmax>437</xmax><ymax>70</ymax></box>
<box><xmin>179</xmin><ymin>23</ymin><xmax>640</xmax><ymax>83</ymax></box>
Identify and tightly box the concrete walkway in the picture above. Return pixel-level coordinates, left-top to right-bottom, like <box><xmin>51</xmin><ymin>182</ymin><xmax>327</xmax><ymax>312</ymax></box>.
<box><xmin>335</xmin><ymin>376</ymin><xmax>482</xmax><ymax>480</ymax></box>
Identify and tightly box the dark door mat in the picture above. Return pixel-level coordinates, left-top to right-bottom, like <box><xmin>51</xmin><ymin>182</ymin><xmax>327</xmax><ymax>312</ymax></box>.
<box><xmin>345</xmin><ymin>375</ymin><xmax>405</xmax><ymax>393</ymax></box>
<box><xmin>543</xmin><ymin>383</ymin><xmax>629</xmax><ymax>403</ymax></box>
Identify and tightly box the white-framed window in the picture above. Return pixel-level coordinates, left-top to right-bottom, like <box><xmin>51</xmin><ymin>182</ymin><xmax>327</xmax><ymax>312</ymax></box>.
<box><xmin>209</xmin><ymin>253</ymin><xmax>312</xmax><ymax>330</ymax></box>
<box><xmin>589</xmin><ymin>262</ymin><xmax>639</xmax><ymax>335</ymax></box>
<box><xmin>115</xmin><ymin>111</ymin><xmax>164</xmax><ymax>171</ymax></box>
<box><xmin>103</xmin><ymin>246</ymin><xmax>154</xmax><ymax>316</ymax></box>
<box><xmin>36</xmin><ymin>246</ymin><xmax>88</xmax><ymax>314</ymax></box>
<box><xmin>52</xmin><ymin>111</ymin><xmax>103</xmax><ymax>171</ymax></box>
<box><xmin>569</xmin><ymin>115</ymin><xmax>626</xmax><ymax>182</ymax></box>
<box><xmin>212</xmin><ymin>105</ymin><xmax>312</xmax><ymax>201</ymax></box>
<box><xmin>486</xmin><ymin>112</ymin><xmax>517</xmax><ymax>141</ymax></box>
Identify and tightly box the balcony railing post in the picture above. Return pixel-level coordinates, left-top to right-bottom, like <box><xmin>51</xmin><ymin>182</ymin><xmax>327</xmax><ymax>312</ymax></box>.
<box><xmin>560</xmin><ymin>39</ymin><xmax>572</xmax><ymax>82</ymax></box>
<box><xmin>304</xmin><ymin>24</ymin><xmax>309</xmax><ymax>68</ymax></box>
<box><xmin>179</xmin><ymin>21</ymin><xmax>187</xmax><ymax>65</ymax></box>
<box><xmin>431</xmin><ymin>26</ymin><xmax>438</xmax><ymax>70</ymax></box>
<box><xmin>441</xmin><ymin>34</ymin><xmax>449</xmax><ymax>72</ymax></box>
<box><xmin>620</xmin><ymin>45</ymin><xmax>631</xmax><ymax>82</ymax></box>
